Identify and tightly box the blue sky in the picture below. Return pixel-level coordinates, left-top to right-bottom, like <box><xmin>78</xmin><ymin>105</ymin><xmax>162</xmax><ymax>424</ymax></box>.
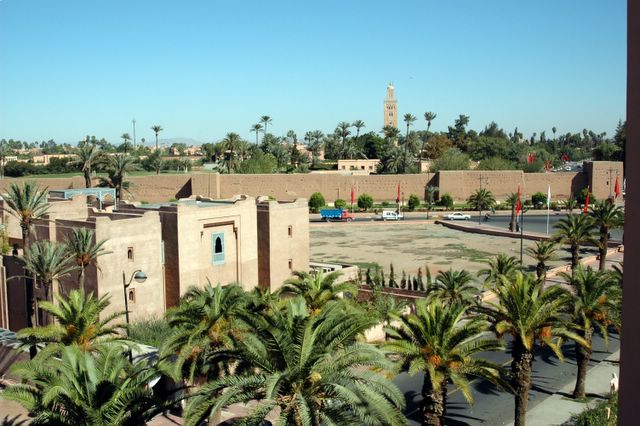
<box><xmin>0</xmin><ymin>0</ymin><xmax>626</xmax><ymax>146</ymax></box>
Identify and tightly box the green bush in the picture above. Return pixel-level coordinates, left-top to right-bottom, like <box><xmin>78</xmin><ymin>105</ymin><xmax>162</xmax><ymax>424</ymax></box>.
<box><xmin>531</xmin><ymin>192</ymin><xmax>547</xmax><ymax>207</ymax></box>
<box><xmin>334</xmin><ymin>199</ymin><xmax>347</xmax><ymax>209</ymax></box>
<box><xmin>381</xmin><ymin>201</ymin><xmax>390</xmax><ymax>207</ymax></box>
<box><xmin>128</xmin><ymin>317</ymin><xmax>172</xmax><ymax>348</ymax></box>
<box><xmin>438</xmin><ymin>193</ymin><xmax>454</xmax><ymax>210</ymax></box>
<box><xmin>357</xmin><ymin>193</ymin><xmax>374</xmax><ymax>211</ymax></box>
<box><xmin>407</xmin><ymin>194</ymin><xmax>420</xmax><ymax>211</ymax></box>
<box><xmin>575</xmin><ymin>187</ymin><xmax>596</xmax><ymax>205</ymax></box>
<box><xmin>564</xmin><ymin>394</ymin><xmax>617</xmax><ymax>425</ymax></box>
<box><xmin>308</xmin><ymin>192</ymin><xmax>326</xmax><ymax>213</ymax></box>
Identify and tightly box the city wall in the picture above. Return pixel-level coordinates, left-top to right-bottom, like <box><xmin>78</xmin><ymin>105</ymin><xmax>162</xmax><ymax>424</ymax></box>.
<box><xmin>0</xmin><ymin>161</ymin><xmax>622</xmax><ymax>203</ymax></box>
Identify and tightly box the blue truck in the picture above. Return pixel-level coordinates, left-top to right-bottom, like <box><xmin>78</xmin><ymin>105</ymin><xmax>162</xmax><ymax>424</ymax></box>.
<box><xmin>319</xmin><ymin>208</ymin><xmax>355</xmax><ymax>222</ymax></box>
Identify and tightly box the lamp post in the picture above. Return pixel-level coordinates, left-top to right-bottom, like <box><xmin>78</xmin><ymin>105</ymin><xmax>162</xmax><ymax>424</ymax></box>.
<box><xmin>122</xmin><ymin>269</ymin><xmax>147</xmax><ymax>362</ymax></box>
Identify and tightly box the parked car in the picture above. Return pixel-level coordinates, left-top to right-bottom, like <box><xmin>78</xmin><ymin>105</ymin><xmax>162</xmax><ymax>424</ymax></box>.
<box><xmin>320</xmin><ymin>208</ymin><xmax>355</xmax><ymax>222</ymax></box>
<box><xmin>444</xmin><ymin>212</ymin><xmax>471</xmax><ymax>220</ymax></box>
<box><xmin>374</xmin><ymin>210</ymin><xmax>404</xmax><ymax>221</ymax></box>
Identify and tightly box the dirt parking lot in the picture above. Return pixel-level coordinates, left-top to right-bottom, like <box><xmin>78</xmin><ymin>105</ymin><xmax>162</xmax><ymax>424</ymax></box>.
<box><xmin>310</xmin><ymin>222</ymin><xmax>594</xmax><ymax>282</ymax></box>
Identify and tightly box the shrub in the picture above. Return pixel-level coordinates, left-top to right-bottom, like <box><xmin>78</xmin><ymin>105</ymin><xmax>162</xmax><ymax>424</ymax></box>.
<box><xmin>438</xmin><ymin>193</ymin><xmax>454</xmax><ymax>210</ymax></box>
<box><xmin>531</xmin><ymin>192</ymin><xmax>546</xmax><ymax>208</ymax></box>
<box><xmin>407</xmin><ymin>194</ymin><xmax>420</xmax><ymax>211</ymax></box>
<box><xmin>308</xmin><ymin>192</ymin><xmax>326</xmax><ymax>213</ymax></box>
<box><xmin>357</xmin><ymin>193</ymin><xmax>374</xmax><ymax>211</ymax></box>
<box><xmin>575</xmin><ymin>187</ymin><xmax>596</xmax><ymax>205</ymax></box>
<box><xmin>381</xmin><ymin>201</ymin><xmax>390</xmax><ymax>207</ymax></box>
<box><xmin>430</xmin><ymin>148</ymin><xmax>471</xmax><ymax>172</ymax></box>
<box><xmin>334</xmin><ymin>198</ymin><xmax>347</xmax><ymax>209</ymax></box>
<box><xmin>128</xmin><ymin>317</ymin><xmax>172</xmax><ymax>347</ymax></box>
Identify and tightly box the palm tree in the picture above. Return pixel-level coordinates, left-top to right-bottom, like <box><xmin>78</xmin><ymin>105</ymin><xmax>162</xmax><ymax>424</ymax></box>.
<box><xmin>552</xmin><ymin>126</ymin><xmax>557</xmax><ymax>140</ymax></box>
<box><xmin>403</xmin><ymin>113</ymin><xmax>417</xmax><ymax>139</ymax></box>
<box><xmin>17</xmin><ymin>289</ymin><xmax>126</xmax><ymax>353</ymax></box>
<box><xmin>74</xmin><ymin>140</ymin><xmax>101</xmax><ymax>188</ymax></box>
<box><xmin>278</xmin><ymin>270</ymin><xmax>356</xmax><ymax>312</ymax></box>
<box><xmin>3</xmin><ymin>344</ymin><xmax>171</xmax><ymax>425</ymax></box>
<box><xmin>148</xmin><ymin>152</ymin><xmax>163</xmax><ymax>174</ymax></box>
<box><xmin>161</xmin><ymin>282</ymin><xmax>247</xmax><ymax>384</ymax></box>
<box><xmin>505</xmin><ymin>192</ymin><xmax>518</xmax><ymax>232</ymax></box>
<box><xmin>478</xmin><ymin>254</ymin><xmax>520</xmax><ymax>285</ymax></box>
<box><xmin>98</xmin><ymin>154</ymin><xmax>135</xmax><ymax>205</ymax></box>
<box><xmin>250</xmin><ymin>123</ymin><xmax>263</xmax><ymax>144</ymax></box>
<box><xmin>467</xmin><ymin>188</ymin><xmax>496</xmax><ymax>213</ymax></box>
<box><xmin>384</xmin><ymin>299</ymin><xmax>505</xmax><ymax>426</ymax></box>
<box><xmin>588</xmin><ymin>200</ymin><xmax>624</xmax><ymax>270</ymax></box>
<box><xmin>558</xmin><ymin>267</ymin><xmax>621</xmax><ymax>399</ymax></box>
<box><xmin>425</xmin><ymin>185</ymin><xmax>439</xmax><ymax>219</ymax></box>
<box><xmin>382</xmin><ymin>125</ymin><xmax>401</xmax><ymax>143</ymax></box>
<box><xmin>525</xmin><ymin>240</ymin><xmax>558</xmax><ymax>280</ymax></box>
<box><xmin>221</xmin><ymin>132</ymin><xmax>242</xmax><ymax>174</ymax></box>
<box><xmin>335</xmin><ymin>121</ymin><xmax>352</xmax><ymax>158</ymax></box>
<box><xmin>428</xmin><ymin>269</ymin><xmax>479</xmax><ymax>306</ymax></box>
<box><xmin>353</xmin><ymin>119</ymin><xmax>366</xmax><ymax>141</ymax></box>
<box><xmin>260</xmin><ymin>115</ymin><xmax>272</xmax><ymax>136</ymax></box>
<box><xmin>65</xmin><ymin>228</ymin><xmax>111</xmax><ymax>292</ymax></box>
<box><xmin>564</xmin><ymin>197</ymin><xmax>578</xmax><ymax>213</ymax></box>
<box><xmin>4</xmin><ymin>182</ymin><xmax>50</xmax><ymax>250</ymax></box>
<box><xmin>554</xmin><ymin>213</ymin><xmax>596</xmax><ymax>271</ymax></box>
<box><xmin>479</xmin><ymin>272</ymin><xmax>584</xmax><ymax>426</ymax></box>
<box><xmin>0</xmin><ymin>140</ymin><xmax>12</xmax><ymax>179</ymax></box>
<box><xmin>185</xmin><ymin>299</ymin><xmax>407</xmax><ymax>426</ymax></box>
<box><xmin>424</xmin><ymin>111</ymin><xmax>437</xmax><ymax>132</ymax></box>
<box><xmin>151</xmin><ymin>125</ymin><xmax>163</xmax><ymax>151</ymax></box>
<box><xmin>22</xmin><ymin>240</ymin><xmax>77</xmax><ymax>311</ymax></box>
<box><xmin>120</xmin><ymin>132</ymin><xmax>132</xmax><ymax>153</ymax></box>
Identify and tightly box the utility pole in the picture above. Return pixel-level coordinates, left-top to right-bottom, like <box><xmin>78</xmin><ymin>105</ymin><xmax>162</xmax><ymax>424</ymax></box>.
<box><xmin>132</xmin><ymin>119</ymin><xmax>137</xmax><ymax>148</ymax></box>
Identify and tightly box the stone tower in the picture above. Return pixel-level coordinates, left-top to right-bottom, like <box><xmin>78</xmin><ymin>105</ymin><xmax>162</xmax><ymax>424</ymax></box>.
<box><xmin>384</xmin><ymin>82</ymin><xmax>398</xmax><ymax>128</ymax></box>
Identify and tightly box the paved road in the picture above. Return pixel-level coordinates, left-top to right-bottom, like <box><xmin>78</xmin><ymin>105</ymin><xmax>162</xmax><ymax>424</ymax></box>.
<box><xmin>395</xmin><ymin>332</ymin><xmax>620</xmax><ymax>426</ymax></box>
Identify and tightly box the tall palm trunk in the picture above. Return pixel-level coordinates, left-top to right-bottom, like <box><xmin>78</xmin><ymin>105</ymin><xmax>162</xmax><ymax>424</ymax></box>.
<box><xmin>535</xmin><ymin>262</ymin><xmax>545</xmax><ymax>280</ymax></box>
<box><xmin>21</xmin><ymin>225</ymin><xmax>38</xmax><ymax>359</ymax></box>
<box><xmin>598</xmin><ymin>227</ymin><xmax>609</xmax><ymax>271</ymax></box>
<box><xmin>573</xmin><ymin>327</ymin><xmax>593</xmax><ymax>399</ymax></box>
<box><xmin>509</xmin><ymin>204</ymin><xmax>516</xmax><ymax>232</ymax></box>
<box><xmin>512</xmin><ymin>342</ymin><xmax>533</xmax><ymax>426</ymax></box>
<box><xmin>84</xmin><ymin>169</ymin><xmax>92</xmax><ymax>188</ymax></box>
<box><xmin>78</xmin><ymin>264</ymin><xmax>86</xmax><ymax>292</ymax></box>
<box><xmin>421</xmin><ymin>376</ymin><xmax>445</xmax><ymax>426</ymax></box>
<box><xmin>570</xmin><ymin>244</ymin><xmax>580</xmax><ymax>272</ymax></box>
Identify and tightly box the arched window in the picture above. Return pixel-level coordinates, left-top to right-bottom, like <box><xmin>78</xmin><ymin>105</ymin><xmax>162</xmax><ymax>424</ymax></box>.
<box><xmin>212</xmin><ymin>232</ymin><xmax>225</xmax><ymax>264</ymax></box>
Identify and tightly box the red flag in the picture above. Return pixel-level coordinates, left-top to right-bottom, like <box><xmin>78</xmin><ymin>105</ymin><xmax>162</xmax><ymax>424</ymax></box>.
<box><xmin>583</xmin><ymin>189</ymin><xmax>590</xmax><ymax>214</ymax></box>
<box><xmin>516</xmin><ymin>185</ymin><xmax>522</xmax><ymax>217</ymax></box>
<box><xmin>545</xmin><ymin>160</ymin><xmax>550</xmax><ymax>173</ymax></box>
<box><xmin>396</xmin><ymin>183</ymin><xmax>400</xmax><ymax>203</ymax></box>
<box><xmin>614</xmin><ymin>176</ymin><xmax>621</xmax><ymax>198</ymax></box>
<box><xmin>350</xmin><ymin>185</ymin><xmax>355</xmax><ymax>205</ymax></box>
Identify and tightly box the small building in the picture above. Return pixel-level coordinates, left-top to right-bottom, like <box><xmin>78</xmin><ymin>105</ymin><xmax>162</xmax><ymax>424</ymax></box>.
<box><xmin>337</xmin><ymin>159</ymin><xmax>380</xmax><ymax>173</ymax></box>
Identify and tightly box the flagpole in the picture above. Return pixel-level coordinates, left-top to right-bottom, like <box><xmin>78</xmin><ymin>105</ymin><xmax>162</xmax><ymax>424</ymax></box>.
<box><xmin>520</xmin><ymin>208</ymin><xmax>525</xmax><ymax>266</ymax></box>
<box><xmin>546</xmin><ymin>184</ymin><xmax>550</xmax><ymax>234</ymax></box>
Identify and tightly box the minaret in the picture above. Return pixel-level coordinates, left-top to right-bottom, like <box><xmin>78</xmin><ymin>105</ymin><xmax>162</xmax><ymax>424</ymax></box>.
<box><xmin>384</xmin><ymin>82</ymin><xmax>398</xmax><ymax>128</ymax></box>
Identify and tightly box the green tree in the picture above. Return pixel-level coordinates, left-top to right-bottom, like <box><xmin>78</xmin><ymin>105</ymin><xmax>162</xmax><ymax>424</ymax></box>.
<box><xmin>424</xmin><ymin>111</ymin><xmax>437</xmax><ymax>132</ymax></box>
<box><xmin>565</xmin><ymin>197</ymin><xmax>578</xmax><ymax>213</ymax></box>
<box><xmin>334</xmin><ymin>198</ymin><xmax>347</xmax><ymax>209</ymax></box>
<box><xmin>588</xmin><ymin>201</ymin><xmax>624</xmax><ymax>270</ymax></box>
<box><xmin>505</xmin><ymin>192</ymin><xmax>519</xmax><ymax>232</ymax></box>
<box><xmin>430</xmin><ymin>148</ymin><xmax>470</xmax><ymax>171</ymax></box>
<box><xmin>554</xmin><ymin>214</ymin><xmax>596</xmax><ymax>271</ymax></box>
<box><xmin>65</xmin><ymin>228</ymin><xmax>111</xmax><ymax>292</ymax></box>
<box><xmin>3</xmin><ymin>344</ymin><xmax>170</xmax><ymax>425</ymax></box>
<box><xmin>278</xmin><ymin>270</ymin><xmax>356</xmax><ymax>312</ymax></box>
<box><xmin>479</xmin><ymin>272</ymin><xmax>584</xmax><ymax>426</ymax></box>
<box><xmin>260</xmin><ymin>115</ymin><xmax>272</xmax><ymax>136</ymax></box>
<box><xmin>250</xmin><ymin>123</ymin><xmax>263</xmax><ymax>144</ymax></box>
<box><xmin>358</xmin><ymin>193</ymin><xmax>374</xmax><ymax>211</ymax></box>
<box><xmin>531</xmin><ymin>192</ymin><xmax>546</xmax><ymax>208</ymax></box>
<box><xmin>353</xmin><ymin>119</ymin><xmax>366</xmax><ymax>141</ymax></box>
<box><xmin>185</xmin><ymin>299</ymin><xmax>407</xmax><ymax>426</ymax></box>
<box><xmin>221</xmin><ymin>132</ymin><xmax>242</xmax><ymax>174</ymax></box>
<box><xmin>425</xmin><ymin>185</ymin><xmax>439</xmax><ymax>218</ymax></box>
<box><xmin>467</xmin><ymin>188</ymin><xmax>496</xmax><ymax>212</ymax></box>
<box><xmin>558</xmin><ymin>267</ymin><xmax>621</xmax><ymax>399</ymax></box>
<box><xmin>478</xmin><ymin>156</ymin><xmax>516</xmax><ymax>170</ymax></box>
<box><xmin>423</xmin><ymin>133</ymin><xmax>452</xmax><ymax>160</ymax></box>
<box><xmin>238</xmin><ymin>151</ymin><xmax>277</xmax><ymax>174</ymax></box>
<box><xmin>525</xmin><ymin>240</ymin><xmax>558</xmax><ymax>280</ymax></box>
<box><xmin>151</xmin><ymin>124</ymin><xmax>163</xmax><ymax>151</ymax></box>
<box><xmin>0</xmin><ymin>140</ymin><xmax>11</xmax><ymax>179</ymax></box>
<box><xmin>403</xmin><ymin>113</ymin><xmax>417</xmax><ymax>139</ymax></box>
<box><xmin>73</xmin><ymin>140</ymin><xmax>102</xmax><ymax>188</ymax></box>
<box><xmin>384</xmin><ymin>299</ymin><xmax>505</xmax><ymax>426</ymax></box>
<box><xmin>17</xmin><ymin>289</ymin><xmax>125</xmax><ymax>353</ymax></box>
<box><xmin>429</xmin><ymin>269</ymin><xmax>479</xmax><ymax>306</ymax></box>
<box><xmin>408</xmin><ymin>193</ymin><xmax>421</xmax><ymax>211</ymax></box>
<box><xmin>308</xmin><ymin>192</ymin><xmax>325</xmax><ymax>213</ymax></box>
<box><xmin>98</xmin><ymin>154</ymin><xmax>135</xmax><ymax>204</ymax></box>
<box><xmin>335</xmin><ymin>121</ymin><xmax>352</xmax><ymax>158</ymax></box>
<box><xmin>478</xmin><ymin>254</ymin><xmax>520</xmax><ymax>286</ymax></box>
<box><xmin>439</xmin><ymin>193</ymin><xmax>454</xmax><ymax>210</ymax></box>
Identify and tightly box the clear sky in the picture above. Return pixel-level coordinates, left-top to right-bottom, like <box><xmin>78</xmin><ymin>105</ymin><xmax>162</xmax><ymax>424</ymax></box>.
<box><xmin>0</xmin><ymin>0</ymin><xmax>626</xmax><ymax>146</ymax></box>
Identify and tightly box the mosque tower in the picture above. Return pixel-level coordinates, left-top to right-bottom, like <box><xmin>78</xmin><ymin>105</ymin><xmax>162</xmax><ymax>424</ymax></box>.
<box><xmin>384</xmin><ymin>82</ymin><xmax>398</xmax><ymax>128</ymax></box>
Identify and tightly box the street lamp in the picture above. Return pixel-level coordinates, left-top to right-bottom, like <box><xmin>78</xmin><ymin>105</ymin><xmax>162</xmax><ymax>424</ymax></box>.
<box><xmin>123</xmin><ymin>270</ymin><xmax>147</xmax><ymax>362</ymax></box>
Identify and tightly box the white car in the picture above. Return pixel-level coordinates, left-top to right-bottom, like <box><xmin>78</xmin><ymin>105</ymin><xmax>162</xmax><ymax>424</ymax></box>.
<box><xmin>374</xmin><ymin>211</ymin><xmax>404</xmax><ymax>221</ymax></box>
<box><xmin>445</xmin><ymin>212</ymin><xmax>471</xmax><ymax>220</ymax></box>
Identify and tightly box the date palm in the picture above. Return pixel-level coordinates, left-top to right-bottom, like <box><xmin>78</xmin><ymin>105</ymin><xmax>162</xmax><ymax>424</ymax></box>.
<box><xmin>185</xmin><ymin>299</ymin><xmax>407</xmax><ymax>426</ymax></box>
<box><xmin>221</xmin><ymin>132</ymin><xmax>242</xmax><ymax>174</ymax></box>
<box><xmin>403</xmin><ymin>113</ymin><xmax>417</xmax><ymax>139</ymax></box>
<box><xmin>505</xmin><ymin>192</ymin><xmax>518</xmax><ymax>232</ymax></box>
<box><xmin>151</xmin><ymin>124</ymin><xmax>163</xmax><ymax>151</ymax></box>
<box><xmin>353</xmin><ymin>119</ymin><xmax>366</xmax><ymax>141</ymax></box>
<box><xmin>525</xmin><ymin>240</ymin><xmax>558</xmax><ymax>280</ymax></box>
<box><xmin>382</xmin><ymin>125</ymin><xmax>401</xmax><ymax>142</ymax></box>
<box><xmin>120</xmin><ymin>132</ymin><xmax>132</xmax><ymax>153</ymax></box>
<box><xmin>335</xmin><ymin>121</ymin><xmax>352</xmax><ymax>158</ymax></box>
<box><xmin>74</xmin><ymin>140</ymin><xmax>102</xmax><ymax>188</ymax></box>
<box><xmin>98</xmin><ymin>154</ymin><xmax>135</xmax><ymax>205</ymax></box>
<box><xmin>65</xmin><ymin>228</ymin><xmax>111</xmax><ymax>292</ymax></box>
<box><xmin>564</xmin><ymin>197</ymin><xmax>578</xmax><ymax>213</ymax></box>
<box><xmin>424</xmin><ymin>111</ymin><xmax>437</xmax><ymax>132</ymax></box>
<box><xmin>558</xmin><ymin>267</ymin><xmax>621</xmax><ymax>399</ymax></box>
<box><xmin>161</xmin><ymin>282</ymin><xmax>247</xmax><ymax>384</ymax></box>
<box><xmin>278</xmin><ymin>270</ymin><xmax>356</xmax><ymax>312</ymax></box>
<box><xmin>250</xmin><ymin>123</ymin><xmax>263</xmax><ymax>144</ymax></box>
<box><xmin>467</xmin><ymin>188</ymin><xmax>496</xmax><ymax>213</ymax></box>
<box><xmin>553</xmin><ymin>213</ymin><xmax>596</xmax><ymax>272</ymax></box>
<box><xmin>3</xmin><ymin>344</ymin><xmax>170</xmax><ymax>426</ymax></box>
<box><xmin>17</xmin><ymin>289</ymin><xmax>126</xmax><ymax>354</ymax></box>
<box><xmin>588</xmin><ymin>200</ymin><xmax>624</xmax><ymax>270</ymax></box>
<box><xmin>428</xmin><ymin>269</ymin><xmax>479</xmax><ymax>306</ymax></box>
<box><xmin>479</xmin><ymin>272</ymin><xmax>584</xmax><ymax>426</ymax></box>
<box><xmin>478</xmin><ymin>254</ymin><xmax>520</xmax><ymax>285</ymax></box>
<box><xmin>384</xmin><ymin>299</ymin><xmax>505</xmax><ymax>426</ymax></box>
<box><xmin>260</xmin><ymin>115</ymin><xmax>272</xmax><ymax>135</ymax></box>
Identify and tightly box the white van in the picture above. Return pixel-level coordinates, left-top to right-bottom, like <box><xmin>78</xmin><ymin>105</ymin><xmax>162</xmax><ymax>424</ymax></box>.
<box><xmin>374</xmin><ymin>210</ymin><xmax>404</xmax><ymax>221</ymax></box>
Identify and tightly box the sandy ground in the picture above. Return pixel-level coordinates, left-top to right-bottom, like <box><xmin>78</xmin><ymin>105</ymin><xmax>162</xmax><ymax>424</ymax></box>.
<box><xmin>310</xmin><ymin>222</ymin><xmax>597</xmax><ymax>282</ymax></box>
